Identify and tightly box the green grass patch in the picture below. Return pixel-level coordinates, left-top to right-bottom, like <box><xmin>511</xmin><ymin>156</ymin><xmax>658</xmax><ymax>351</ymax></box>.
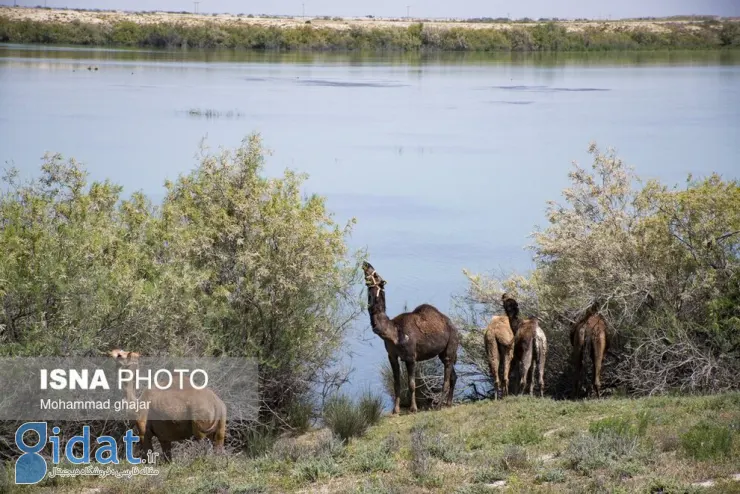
<box><xmin>680</xmin><ymin>421</ymin><xmax>734</xmax><ymax>460</ymax></box>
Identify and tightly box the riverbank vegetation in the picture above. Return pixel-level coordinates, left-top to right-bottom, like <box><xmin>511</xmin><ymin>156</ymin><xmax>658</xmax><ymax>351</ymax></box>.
<box><xmin>1</xmin><ymin>13</ymin><xmax>739</xmax><ymax>51</ymax></box>
<box><xmin>3</xmin><ymin>393</ymin><xmax>739</xmax><ymax>493</ymax></box>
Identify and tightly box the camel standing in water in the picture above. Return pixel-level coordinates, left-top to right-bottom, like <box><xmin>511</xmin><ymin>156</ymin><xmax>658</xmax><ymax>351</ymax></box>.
<box><xmin>502</xmin><ymin>293</ymin><xmax>548</xmax><ymax>397</ymax></box>
<box><xmin>362</xmin><ymin>261</ymin><xmax>459</xmax><ymax>414</ymax></box>
<box><xmin>570</xmin><ymin>302</ymin><xmax>608</xmax><ymax>398</ymax></box>
<box><xmin>484</xmin><ymin>315</ymin><xmax>514</xmax><ymax>399</ymax></box>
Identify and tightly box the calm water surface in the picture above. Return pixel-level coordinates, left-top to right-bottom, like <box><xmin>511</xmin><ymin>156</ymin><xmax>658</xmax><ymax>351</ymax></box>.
<box><xmin>1</xmin><ymin>45</ymin><xmax>739</xmax><ymax>404</ymax></box>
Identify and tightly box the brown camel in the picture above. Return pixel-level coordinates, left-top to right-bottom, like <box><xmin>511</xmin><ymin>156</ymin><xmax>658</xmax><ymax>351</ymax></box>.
<box><xmin>109</xmin><ymin>349</ymin><xmax>227</xmax><ymax>462</ymax></box>
<box><xmin>483</xmin><ymin>315</ymin><xmax>514</xmax><ymax>399</ymax></box>
<box><xmin>570</xmin><ymin>302</ymin><xmax>608</xmax><ymax>399</ymax></box>
<box><xmin>362</xmin><ymin>261</ymin><xmax>459</xmax><ymax>414</ymax></box>
<box><xmin>502</xmin><ymin>293</ymin><xmax>547</xmax><ymax>397</ymax></box>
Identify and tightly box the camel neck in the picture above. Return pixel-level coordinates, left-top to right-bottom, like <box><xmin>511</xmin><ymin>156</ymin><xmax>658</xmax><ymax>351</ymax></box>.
<box><xmin>504</xmin><ymin>306</ymin><xmax>523</xmax><ymax>333</ymax></box>
<box><xmin>368</xmin><ymin>294</ymin><xmax>399</xmax><ymax>345</ymax></box>
<box><xmin>122</xmin><ymin>369</ymin><xmax>139</xmax><ymax>402</ymax></box>
<box><xmin>509</xmin><ymin>315</ymin><xmax>523</xmax><ymax>333</ymax></box>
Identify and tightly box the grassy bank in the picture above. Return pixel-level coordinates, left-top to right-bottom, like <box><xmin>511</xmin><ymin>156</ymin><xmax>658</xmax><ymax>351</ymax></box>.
<box><xmin>1</xmin><ymin>8</ymin><xmax>739</xmax><ymax>51</ymax></box>
<box><xmin>5</xmin><ymin>393</ymin><xmax>739</xmax><ymax>493</ymax></box>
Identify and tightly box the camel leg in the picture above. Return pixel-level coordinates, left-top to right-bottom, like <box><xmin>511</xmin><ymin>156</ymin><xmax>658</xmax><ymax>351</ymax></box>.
<box><xmin>389</xmin><ymin>355</ymin><xmax>401</xmax><ymax>414</ymax></box>
<box><xmin>572</xmin><ymin>347</ymin><xmax>583</xmax><ymax>400</ymax></box>
<box><xmin>214</xmin><ymin>419</ymin><xmax>226</xmax><ymax>454</ymax></box>
<box><xmin>519</xmin><ymin>342</ymin><xmax>533</xmax><ymax>396</ymax></box>
<box><xmin>527</xmin><ymin>357</ymin><xmax>535</xmax><ymax>396</ymax></box>
<box><xmin>406</xmin><ymin>360</ymin><xmax>417</xmax><ymax>413</ymax></box>
<box><xmin>537</xmin><ymin>342</ymin><xmax>547</xmax><ymax>398</ymax></box>
<box><xmin>139</xmin><ymin>423</ymin><xmax>154</xmax><ymax>461</ymax></box>
<box><xmin>592</xmin><ymin>343</ymin><xmax>604</xmax><ymax>399</ymax></box>
<box><xmin>440</xmin><ymin>355</ymin><xmax>453</xmax><ymax>408</ymax></box>
<box><xmin>502</xmin><ymin>343</ymin><xmax>513</xmax><ymax>398</ymax></box>
<box><xmin>159</xmin><ymin>440</ymin><xmax>172</xmax><ymax>463</ymax></box>
<box><xmin>448</xmin><ymin>367</ymin><xmax>457</xmax><ymax>406</ymax></box>
<box><xmin>485</xmin><ymin>337</ymin><xmax>501</xmax><ymax>399</ymax></box>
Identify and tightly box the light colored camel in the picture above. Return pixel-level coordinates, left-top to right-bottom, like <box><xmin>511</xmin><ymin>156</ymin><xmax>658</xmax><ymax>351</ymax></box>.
<box><xmin>502</xmin><ymin>293</ymin><xmax>547</xmax><ymax>397</ymax></box>
<box><xmin>484</xmin><ymin>315</ymin><xmax>514</xmax><ymax>399</ymax></box>
<box><xmin>109</xmin><ymin>349</ymin><xmax>227</xmax><ymax>462</ymax></box>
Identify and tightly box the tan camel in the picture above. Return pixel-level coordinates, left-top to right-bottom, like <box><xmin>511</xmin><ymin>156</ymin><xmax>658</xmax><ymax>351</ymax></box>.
<box><xmin>109</xmin><ymin>349</ymin><xmax>227</xmax><ymax>462</ymax></box>
<box><xmin>570</xmin><ymin>302</ymin><xmax>608</xmax><ymax>398</ymax></box>
<box><xmin>362</xmin><ymin>261</ymin><xmax>459</xmax><ymax>414</ymax></box>
<box><xmin>502</xmin><ymin>293</ymin><xmax>547</xmax><ymax>397</ymax></box>
<box><xmin>483</xmin><ymin>315</ymin><xmax>514</xmax><ymax>399</ymax></box>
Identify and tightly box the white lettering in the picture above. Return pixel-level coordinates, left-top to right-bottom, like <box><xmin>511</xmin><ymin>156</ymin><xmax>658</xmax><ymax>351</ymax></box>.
<box><xmin>154</xmin><ymin>369</ymin><xmax>172</xmax><ymax>390</ymax></box>
<box><xmin>50</xmin><ymin>369</ymin><xmax>67</xmax><ymax>390</ymax></box>
<box><xmin>190</xmin><ymin>369</ymin><xmax>208</xmax><ymax>390</ymax></box>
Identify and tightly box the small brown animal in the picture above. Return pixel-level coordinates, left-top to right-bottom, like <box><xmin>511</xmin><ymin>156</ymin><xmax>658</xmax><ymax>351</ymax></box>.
<box><xmin>570</xmin><ymin>302</ymin><xmax>608</xmax><ymax>398</ymax></box>
<box><xmin>483</xmin><ymin>315</ymin><xmax>514</xmax><ymax>399</ymax></box>
<box><xmin>109</xmin><ymin>349</ymin><xmax>227</xmax><ymax>462</ymax></box>
<box><xmin>502</xmin><ymin>293</ymin><xmax>547</xmax><ymax>397</ymax></box>
<box><xmin>362</xmin><ymin>261</ymin><xmax>459</xmax><ymax>414</ymax></box>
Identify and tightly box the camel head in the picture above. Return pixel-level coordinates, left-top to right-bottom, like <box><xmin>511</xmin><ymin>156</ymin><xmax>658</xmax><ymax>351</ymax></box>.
<box><xmin>501</xmin><ymin>293</ymin><xmax>520</xmax><ymax>320</ymax></box>
<box><xmin>362</xmin><ymin>261</ymin><xmax>387</xmax><ymax>308</ymax></box>
<box><xmin>109</xmin><ymin>349</ymin><xmax>140</xmax><ymax>370</ymax></box>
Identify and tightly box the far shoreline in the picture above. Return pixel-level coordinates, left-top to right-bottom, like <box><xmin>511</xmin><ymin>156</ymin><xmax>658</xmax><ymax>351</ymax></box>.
<box><xmin>1</xmin><ymin>6</ymin><xmax>739</xmax><ymax>52</ymax></box>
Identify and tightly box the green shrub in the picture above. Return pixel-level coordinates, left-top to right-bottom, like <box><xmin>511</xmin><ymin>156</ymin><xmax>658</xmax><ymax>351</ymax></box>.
<box><xmin>499</xmin><ymin>445</ymin><xmax>530</xmax><ymax>471</ymax></box>
<box><xmin>358</xmin><ymin>390</ymin><xmax>384</xmax><ymax>427</ymax></box>
<box><xmin>409</xmin><ymin>428</ymin><xmax>432</xmax><ymax>480</ymax></box>
<box><xmin>322</xmin><ymin>392</ymin><xmax>384</xmax><ymax>442</ymax></box>
<box><xmin>564</xmin><ymin>432</ymin><xmax>641</xmax><ymax>474</ymax></box>
<box><xmin>589</xmin><ymin>415</ymin><xmax>637</xmax><ymax>438</ymax></box>
<box><xmin>680</xmin><ymin>421</ymin><xmax>734</xmax><ymax>460</ymax></box>
<box><xmin>535</xmin><ymin>468</ymin><xmax>566</xmax><ymax>484</ymax></box>
<box><xmin>293</xmin><ymin>456</ymin><xmax>342</xmax><ymax>483</ymax></box>
<box><xmin>284</xmin><ymin>399</ymin><xmax>314</xmax><ymax>434</ymax></box>
<box><xmin>473</xmin><ymin>465</ymin><xmax>506</xmax><ymax>483</ymax></box>
<box><xmin>504</xmin><ymin>422</ymin><xmax>543</xmax><ymax>445</ymax></box>
<box><xmin>351</xmin><ymin>436</ymin><xmax>398</xmax><ymax>473</ymax></box>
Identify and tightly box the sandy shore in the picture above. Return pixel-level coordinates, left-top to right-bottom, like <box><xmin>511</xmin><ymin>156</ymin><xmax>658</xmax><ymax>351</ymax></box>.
<box><xmin>0</xmin><ymin>6</ymin><xmax>724</xmax><ymax>33</ymax></box>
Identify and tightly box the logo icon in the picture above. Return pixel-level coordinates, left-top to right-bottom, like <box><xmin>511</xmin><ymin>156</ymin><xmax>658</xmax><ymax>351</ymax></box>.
<box><xmin>14</xmin><ymin>422</ymin><xmax>144</xmax><ymax>484</ymax></box>
<box><xmin>15</xmin><ymin>422</ymin><xmax>48</xmax><ymax>484</ymax></box>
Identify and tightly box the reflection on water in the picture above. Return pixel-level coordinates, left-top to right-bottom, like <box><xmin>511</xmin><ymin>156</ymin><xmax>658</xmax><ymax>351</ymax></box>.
<box><xmin>490</xmin><ymin>85</ymin><xmax>611</xmax><ymax>92</ymax></box>
<box><xmin>3</xmin><ymin>42</ymin><xmax>740</xmax><ymax>67</ymax></box>
<box><xmin>1</xmin><ymin>43</ymin><xmax>739</xmax><ymax>406</ymax></box>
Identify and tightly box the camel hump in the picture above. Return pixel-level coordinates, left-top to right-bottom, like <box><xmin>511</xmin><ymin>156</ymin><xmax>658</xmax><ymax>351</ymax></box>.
<box><xmin>411</xmin><ymin>303</ymin><xmax>443</xmax><ymax>315</ymax></box>
<box><xmin>409</xmin><ymin>304</ymin><xmax>455</xmax><ymax>334</ymax></box>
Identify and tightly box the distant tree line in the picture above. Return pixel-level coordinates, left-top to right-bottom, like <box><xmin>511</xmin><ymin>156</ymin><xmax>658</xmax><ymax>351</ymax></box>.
<box><xmin>0</xmin><ymin>17</ymin><xmax>739</xmax><ymax>51</ymax></box>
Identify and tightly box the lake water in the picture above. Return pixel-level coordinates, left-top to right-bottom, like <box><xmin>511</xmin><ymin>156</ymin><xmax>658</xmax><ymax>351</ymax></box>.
<box><xmin>1</xmin><ymin>44</ymin><xmax>739</xmax><ymax>405</ymax></box>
